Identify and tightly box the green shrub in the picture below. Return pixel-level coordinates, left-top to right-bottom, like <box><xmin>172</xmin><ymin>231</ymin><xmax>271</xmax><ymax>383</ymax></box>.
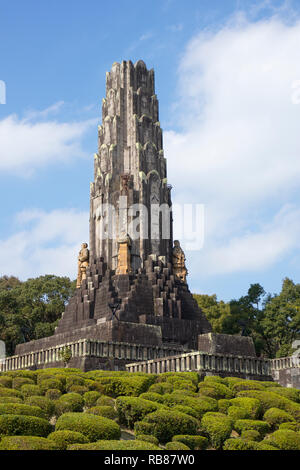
<box><xmin>25</xmin><ymin>396</ymin><xmax>55</xmax><ymax>419</ymax></box>
<box><xmin>86</xmin><ymin>406</ymin><xmax>117</xmax><ymax>420</ymax></box>
<box><xmin>279</xmin><ymin>422</ymin><xmax>300</xmax><ymax>431</ymax></box>
<box><xmin>0</xmin><ymin>396</ymin><xmax>22</xmax><ymax>404</ymax></box>
<box><xmin>68</xmin><ymin>439</ymin><xmax>160</xmax><ymax>450</ymax></box>
<box><xmin>223</xmin><ymin>438</ymin><xmax>257</xmax><ymax>450</ymax></box>
<box><xmin>199</xmin><ymin>381</ymin><xmax>234</xmax><ymax>400</ymax></box>
<box><xmin>47</xmin><ymin>430</ymin><xmax>89</xmax><ymax>450</ymax></box>
<box><xmin>0</xmin><ymin>414</ymin><xmax>52</xmax><ymax>437</ymax></box>
<box><xmin>65</xmin><ymin>375</ymin><xmax>85</xmax><ymax>390</ymax></box>
<box><xmin>40</xmin><ymin>378</ymin><xmax>63</xmax><ymax>393</ymax></box>
<box><xmin>218</xmin><ymin>399</ymin><xmax>232</xmax><ymax>414</ymax></box>
<box><xmin>201</xmin><ymin>412</ymin><xmax>233</xmax><ymax>449</ymax></box>
<box><xmin>229</xmin><ymin>397</ymin><xmax>262</xmax><ymax>419</ymax></box>
<box><xmin>139</xmin><ymin>392</ymin><xmax>165</xmax><ymax>404</ymax></box>
<box><xmin>165</xmin><ymin>441</ymin><xmax>190</xmax><ymax>450</ymax></box>
<box><xmin>92</xmin><ymin>376</ymin><xmax>155</xmax><ymax>398</ymax></box>
<box><xmin>0</xmin><ymin>403</ymin><xmax>45</xmax><ymax>419</ymax></box>
<box><xmin>133</xmin><ymin>421</ymin><xmax>154</xmax><ymax>436</ymax></box>
<box><xmin>232</xmin><ymin>380</ymin><xmax>265</xmax><ymax>393</ymax></box>
<box><xmin>172</xmin><ymin>405</ymin><xmax>199</xmax><ymax>420</ymax></box>
<box><xmin>55</xmin><ymin>412</ymin><xmax>121</xmax><ymax>442</ymax></box>
<box><xmin>21</xmin><ymin>384</ymin><xmax>43</xmax><ymax>397</ymax></box>
<box><xmin>148</xmin><ymin>382</ymin><xmax>173</xmax><ymax>395</ymax></box>
<box><xmin>161</xmin><ymin>393</ymin><xmax>217</xmax><ymax>418</ymax></box>
<box><xmin>55</xmin><ymin>392</ymin><xmax>84</xmax><ymax>415</ymax></box>
<box><xmin>268</xmin><ymin>387</ymin><xmax>300</xmax><ymax>404</ymax></box>
<box><xmin>172</xmin><ymin>434</ymin><xmax>208</xmax><ymax>450</ymax></box>
<box><xmin>83</xmin><ymin>391</ymin><xmax>101</xmax><ymax>408</ymax></box>
<box><xmin>0</xmin><ymin>376</ymin><xmax>12</xmax><ymax>388</ymax></box>
<box><xmin>158</xmin><ymin>372</ymin><xmax>199</xmax><ymax>386</ymax></box>
<box><xmin>96</xmin><ymin>395</ymin><xmax>115</xmax><ymax>407</ymax></box>
<box><xmin>234</xmin><ymin>419</ymin><xmax>270</xmax><ymax>437</ymax></box>
<box><xmin>240</xmin><ymin>430</ymin><xmax>261</xmax><ymax>442</ymax></box>
<box><xmin>237</xmin><ymin>390</ymin><xmax>300</xmax><ymax>420</ymax></box>
<box><xmin>167</xmin><ymin>378</ymin><xmax>196</xmax><ymax>393</ymax></box>
<box><xmin>68</xmin><ymin>385</ymin><xmax>89</xmax><ymax>395</ymax></box>
<box><xmin>6</xmin><ymin>370</ymin><xmax>37</xmax><ymax>381</ymax></box>
<box><xmin>135</xmin><ymin>434</ymin><xmax>159</xmax><ymax>445</ymax></box>
<box><xmin>264</xmin><ymin>429</ymin><xmax>300</xmax><ymax>450</ymax></box>
<box><xmin>228</xmin><ymin>406</ymin><xmax>250</xmax><ymax>421</ymax></box>
<box><xmin>12</xmin><ymin>377</ymin><xmax>35</xmax><ymax>390</ymax></box>
<box><xmin>254</xmin><ymin>442</ymin><xmax>279</xmax><ymax>450</ymax></box>
<box><xmin>223</xmin><ymin>377</ymin><xmax>242</xmax><ymax>388</ymax></box>
<box><xmin>0</xmin><ymin>387</ymin><xmax>22</xmax><ymax>398</ymax></box>
<box><xmin>0</xmin><ymin>436</ymin><xmax>58</xmax><ymax>450</ymax></box>
<box><xmin>263</xmin><ymin>407</ymin><xmax>295</xmax><ymax>428</ymax></box>
<box><xmin>203</xmin><ymin>375</ymin><xmax>227</xmax><ymax>385</ymax></box>
<box><xmin>135</xmin><ymin>409</ymin><xmax>198</xmax><ymax>443</ymax></box>
<box><xmin>198</xmin><ymin>386</ymin><xmax>222</xmax><ymax>400</ymax></box>
<box><xmin>116</xmin><ymin>396</ymin><xmax>161</xmax><ymax>428</ymax></box>
<box><xmin>45</xmin><ymin>389</ymin><xmax>62</xmax><ymax>400</ymax></box>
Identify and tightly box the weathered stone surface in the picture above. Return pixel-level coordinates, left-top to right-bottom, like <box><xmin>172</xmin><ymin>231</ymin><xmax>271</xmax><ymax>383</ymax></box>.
<box><xmin>198</xmin><ymin>333</ymin><xmax>256</xmax><ymax>357</ymax></box>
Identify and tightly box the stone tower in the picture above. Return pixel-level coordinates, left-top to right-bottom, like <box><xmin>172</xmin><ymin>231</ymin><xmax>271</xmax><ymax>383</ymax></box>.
<box><xmin>14</xmin><ymin>60</ymin><xmax>212</xmax><ymax>371</ymax></box>
<box><xmin>90</xmin><ymin>60</ymin><xmax>172</xmax><ymax>272</ymax></box>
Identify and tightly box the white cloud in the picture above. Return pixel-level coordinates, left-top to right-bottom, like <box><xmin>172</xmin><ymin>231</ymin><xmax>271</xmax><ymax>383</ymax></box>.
<box><xmin>165</xmin><ymin>12</ymin><xmax>300</xmax><ymax>276</ymax></box>
<box><xmin>0</xmin><ymin>209</ymin><xmax>89</xmax><ymax>280</ymax></box>
<box><xmin>0</xmin><ymin>111</ymin><xmax>97</xmax><ymax>176</ymax></box>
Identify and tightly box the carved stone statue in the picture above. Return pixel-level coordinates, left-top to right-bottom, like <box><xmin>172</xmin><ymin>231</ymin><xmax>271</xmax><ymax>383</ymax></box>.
<box><xmin>116</xmin><ymin>234</ymin><xmax>133</xmax><ymax>275</ymax></box>
<box><xmin>76</xmin><ymin>243</ymin><xmax>90</xmax><ymax>288</ymax></box>
<box><xmin>172</xmin><ymin>240</ymin><xmax>187</xmax><ymax>283</ymax></box>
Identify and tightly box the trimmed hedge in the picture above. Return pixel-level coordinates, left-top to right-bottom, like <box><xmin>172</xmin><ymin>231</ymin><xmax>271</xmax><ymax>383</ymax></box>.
<box><xmin>0</xmin><ymin>376</ymin><xmax>12</xmax><ymax>388</ymax></box>
<box><xmin>148</xmin><ymin>382</ymin><xmax>173</xmax><ymax>395</ymax></box>
<box><xmin>0</xmin><ymin>403</ymin><xmax>46</xmax><ymax>419</ymax></box>
<box><xmin>47</xmin><ymin>430</ymin><xmax>89</xmax><ymax>450</ymax></box>
<box><xmin>12</xmin><ymin>377</ymin><xmax>35</xmax><ymax>390</ymax></box>
<box><xmin>223</xmin><ymin>438</ymin><xmax>257</xmax><ymax>450</ymax></box>
<box><xmin>39</xmin><ymin>378</ymin><xmax>64</xmax><ymax>394</ymax></box>
<box><xmin>198</xmin><ymin>381</ymin><xmax>234</xmax><ymax>400</ymax></box>
<box><xmin>0</xmin><ymin>387</ymin><xmax>22</xmax><ymax>398</ymax></box>
<box><xmin>234</xmin><ymin>419</ymin><xmax>270</xmax><ymax>437</ymax></box>
<box><xmin>218</xmin><ymin>399</ymin><xmax>232</xmax><ymax>414</ymax></box>
<box><xmin>165</xmin><ymin>441</ymin><xmax>190</xmax><ymax>450</ymax></box>
<box><xmin>236</xmin><ymin>390</ymin><xmax>300</xmax><ymax>420</ymax></box>
<box><xmin>96</xmin><ymin>395</ymin><xmax>115</xmax><ymax>407</ymax></box>
<box><xmin>263</xmin><ymin>407</ymin><xmax>295</xmax><ymax>428</ymax></box>
<box><xmin>21</xmin><ymin>384</ymin><xmax>43</xmax><ymax>397</ymax></box>
<box><xmin>68</xmin><ymin>385</ymin><xmax>89</xmax><ymax>395</ymax></box>
<box><xmin>200</xmin><ymin>412</ymin><xmax>233</xmax><ymax>449</ymax></box>
<box><xmin>172</xmin><ymin>434</ymin><xmax>208</xmax><ymax>450</ymax></box>
<box><xmin>279</xmin><ymin>422</ymin><xmax>300</xmax><ymax>431</ymax></box>
<box><xmin>229</xmin><ymin>397</ymin><xmax>262</xmax><ymax>419</ymax></box>
<box><xmin>67</xmin><ymin>439</ymin><xmax>160</xmax><ymax>450</ymax></box>
<box><xmin>232</xmin><ymin>380</ymin><xmax>266</xmax><ymax>393</ymax></box>
<box><xmin>86</xmin><ymin>406</ymin><xmax>117</xmax><ymax>420</ymax></box>
<box><xmin>25</xmin><ymin>396</ymin><xmax>55</xmax><ymax>419</ymax></box>
<box><xmin>240</xmin><ymin>430</ymin><xmax>261</xmax><ymax>442</ymax></box>
<box><xmin>135</xmin><ymin>434</ymin><xmax>159</xmax><ymax>445</ymax></box>
<box><xmin>0</xmin><ymin>436</ymin><xmax>58</xmax><ymax>450</ymax></box>
<box><xmin>55</xmin><ymin>392</ymin><xmax>84</xmax><ymax>415</ymax></box>
<box><xmin>268</xmin><ymin>387</ymin><xmax>300</xmax><ymax>403</ymax></box>
<box><xmin>83</xmin><ymin>391</ymin><xmax>101</xmax><ymax>408</ymax></box>
<box><xmin>172</xmin><ymin>405</ymin><xmax>199</xmax><ymax>420</ymax></box>
<box><xmin>0</xmin><ymin>414</ymin><xmax>52</xmax><ymax>437</ymax></box>
<box><xmin>135</xmin><ymin>409</ymin><xmax>198</xmax><ymax>443</ymax></box>
<box><xmin>45</xmin><ymin>389</ymin><xmax>62</xmax><ymax>400</ymax></box>
<box><xmin>139</xmin><ymin>392</ymin><xmax>165</xmax><ymax>404</ymax></box>
<box><xmin>116</xmin><ymin>396</ymin><xmax>162</xmax><ymax>428</ymax></box>
<box><xmin>228</xmin><ymin>406</ymin><xmax>250</xmax><ymax>421</ymax></box>
<box><xmin>92</xmin><ymin>376</ymin><xmax>156</xmax><ymax>398</ymax></box>
<box><xmin>55</xmin><ymin>412</ymin><xmax>121</xmax><ymax>442</ymax></box>
<box><xmin>264</xmin><ymin>429</ymin><xmax>300</xmax><ymax>450</ymax></box>
<box><xmin>0</xmin><ymin>396</ymin><xmax>22</xmax><ymax>404</ymax></box>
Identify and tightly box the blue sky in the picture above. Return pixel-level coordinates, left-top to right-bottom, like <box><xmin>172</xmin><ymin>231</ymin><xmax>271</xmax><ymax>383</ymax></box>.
<box><xmin>1</xmin><ymin>0</ymin><xmax>300</xmax><ymax>302</ymax></box>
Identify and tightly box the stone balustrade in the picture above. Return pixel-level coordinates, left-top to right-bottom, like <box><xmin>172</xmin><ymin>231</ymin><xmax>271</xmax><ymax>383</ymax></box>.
<box><xmin>0</xmin><ymin>339</ymin><xmax>186</xmax><ymax>372</ymax></box>
<box><xmin>270</xmin><ymin>356</ymin><xmax>300</xmax><ymax>370</ymax></box>
<box><xmin>126</xmin><ymin>350</ymin><xmax>272</xmax><ymax>379</ymax></box>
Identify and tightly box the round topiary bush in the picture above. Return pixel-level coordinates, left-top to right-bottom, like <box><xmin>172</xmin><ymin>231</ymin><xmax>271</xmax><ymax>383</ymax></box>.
<box><xmin>203</xmin><ymin>376</ymin><xmax>227</xmax><ymax>385</ymax></box>
<box><xmin>135</xmin><ymin>434</ymin><xmax>159</xmax><ymax>445</ymax></box>
<box><xmin>172</xmin><ymin>405</ymin><xmax>199</xmax><ymax>420</ymax></box>
<box><xmin>0</xmin><ymin>396</ymin><xmax>22</xmax><ymax>404</ymax></box>
<box><xmin>263</xmin><ymin>407</ymin><xmax>295</xmax><ymax>428</ymax></box>
<box><xmin>139</xmin><ymin>392</ymin><xmax>165</xmax><ymax>404</ymax></box>
<box><xmin>47</xmin><ymin>430</ymin><xmax>89</xmax><ymax>450</ymax></box>
<box><xmin>134</xmin><ymin>409</ymin><xmax>198</xmax><ymax>444</ymax></box>
<box><xmin>96</xmin><ymin>395</ymin><xmax>115</xmax><ymax>407</ymax></box>
<box><xmin>67</xmin><ymin>439</ymin><xmax>160</xmax><ymax>450</ymax></box>
<box><xmin>55</xmin><ymin>412</ymin><xmax>121</xmax><ymax>442</ymax></box>
<box><xmin>0</xmin><ymin>387</ymin><xmax>22</xmax><ymax>398</ymax></box>
<box><xmin>240</xmin><ymin>429</ymin><xmax>261</xmax><ymax>442</ymax></box>
<box><xmin>0</xmin><ymin>403</ymin><xmax>46</xmax><ymax>419</ymax></box>
<box><xmin>39</xmin><ymin>378</ymin><xmax>64</xmax><ymax>394</ymax></box>
<box><xmin>264</xmin><ymin>430</ymin><xmax>300</xmax><ymax>450</ymax></box>
<box><xmin>0</xmin><ymin>376</ymin><xmax>12</xmax><ymax>388</ymax></box>
<box><xmin>228</xmin><ymin>406</ymin><xmax>250</xmax><ymax>421</ymax></box>
<box><xmin>0</xmin><ymin>414</ymin><xmax>52</xmax><ymax>437</ymax></box>
<box><xmin>229</xmin><ymin>397</ymin><xmax>262</xmax><ymax>419</ymax></box>
<box><xmin>200</xmin><ymin>412</ymin><xmax>233</xmax><ymax>449</ymax></box>
<box><xmin>68</xmin><ymin>385</ymin><xmax>89</xmax><ymax>395</ymax></box>
<box><xmin>86</xmin><ymin>406</ymin><xmax>117</xmax><ymax>420</ymax></box>
<box><xmin>0</xmin><ymin>436</ymin><xmax>59</xmax><ymax>450</ymax></box>
<box><xmin>268</xmin><ymin>387</ymin><xmax>300</xmax><ymax>403</ymax></box>
<box><xmin>218</xmin><ymin>399</ymin><xmax>232</xmax><ymax>414</ymax></box>
<box><xmin>116</xmin><ymin>396</ymin><xmax>162</xmax><ymax>429</ymax></box>
<box><xmin>234</xmin><ymin>419</ymin><xmax>270</xmax><ymax>437</ymax></box>
<box><xmin>45</xmin><ymin>389</ymin><xmax>62</xmax><ymax>400</ymax></box>
<box><xmin>21</xmin><ymin>384</ymin><xmax>43</xmax><ymax>397</ymax></box>
<box><xmin>172</xmin><ymin>435</ymin><xmax>208</xmax><ymax>450</ymax></box>
<box><xmin>279</xmin><ymin>422</ymin><xmax>300</xmax><ymax>431</ymax></box>
<box><xmin>25</xmin><ymin>396</ymin><xmax>55</xmax><ymax>419</ymax></box>
<box><xmin>55</xmin><ymin>392</ymin><xmax>84</xmax><ymax>415</ymax></box>
<box><xmin>12</xmin><ymin>377</ymin><xmax>35</xmax><ymax>390</ymax></box>
<box><xmin>223</xmin><ymin>438</ymin><xmax>257</xmax><ymax>450</ymax></box>
<box><xmin>165</xmin><ymin>441</ymin><xmax>190</xmax><ymax>450</ymax></box>
<box><xmin>236</xmin><ymin>390</ymin><xmax>300</xmax><ymax>420</ymax></box>
<box><xmin>65</xmin><ymin>375</ymin><xmax>85</xmax><ymax>391</ymax></box>
<box><xmin>83</xmin><ymin>391</ymin><xmax>101</xmax><ymax>408</ymax></box>
<box><xmin>231</xmin><ymin>380</ymin><xmax>266</xmax><ymax>393</ymax></box>
<box><xmin>148</xmin><ymin>382</ymin><xmax>173</xmax><ymax>395</ymax></box>
<box><xmin>199</xmin><ymin>382</ymin><xmax>234</xmax><ymax>400</ymax></box>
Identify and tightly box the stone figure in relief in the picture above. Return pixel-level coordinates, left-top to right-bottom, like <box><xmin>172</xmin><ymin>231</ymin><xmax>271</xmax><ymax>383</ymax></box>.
<box><xmin>76</xmin><ymin>243</ymin><xmax>90</xmax><ymax>288</ymax></box>
<box><xmin>172</xmin><ymin>240</ymin><xmax>187</xmax><ymax>283</ymax></box>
